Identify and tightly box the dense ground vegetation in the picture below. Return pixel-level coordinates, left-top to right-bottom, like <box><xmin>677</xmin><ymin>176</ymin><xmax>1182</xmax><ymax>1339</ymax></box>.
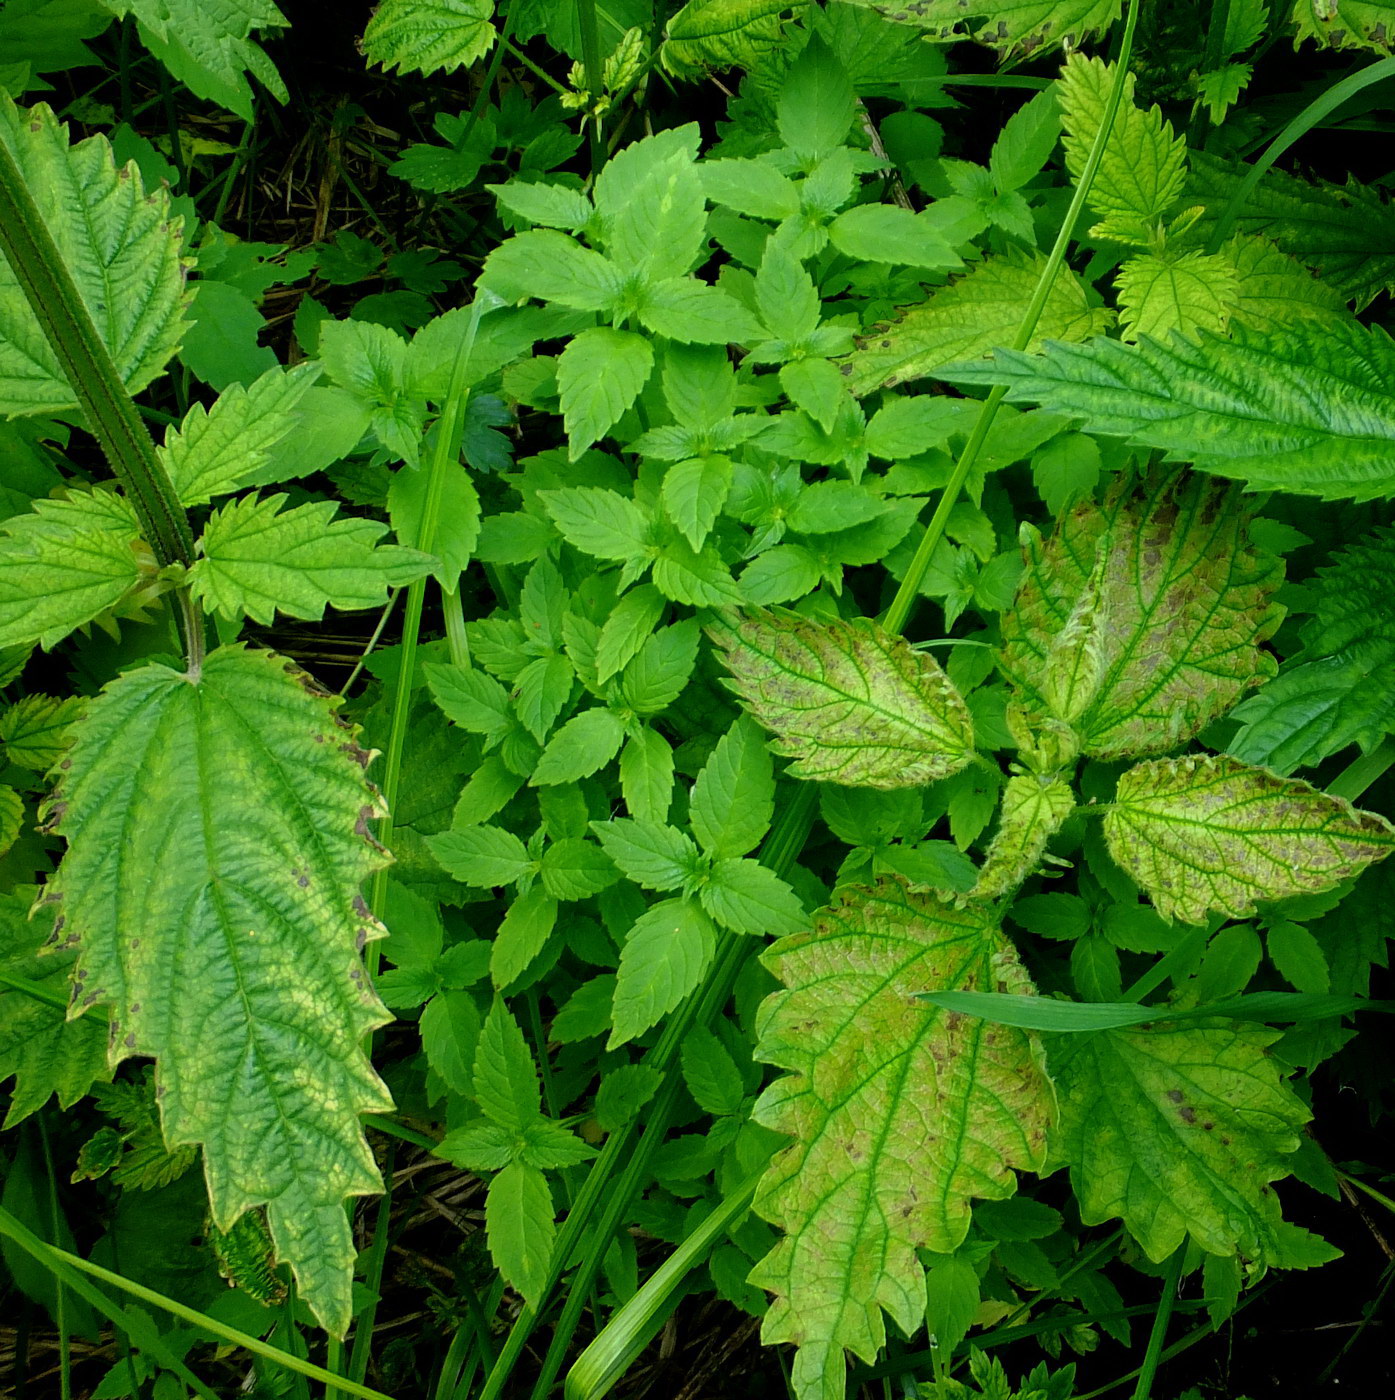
<box><xmin>2</xmin><ymin>2</ymin><xmax>1395</xmax><ymax>1397</ymax></box>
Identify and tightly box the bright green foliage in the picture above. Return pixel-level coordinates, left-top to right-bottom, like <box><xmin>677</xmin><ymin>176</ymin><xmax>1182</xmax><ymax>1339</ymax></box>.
<box><xmin>0</xmin><ymin>694</ymin><xmax>82</xmax><ymax>770</ymax></box>
<box><xmin>974</xmin><ymin>776</ymin><xmax>1073</xmax><ymax>901</ymax></box>
<box><xmin>1000</xmin><ymin>474</ymin><xmax>1282</xmax><ymax>761</ymax></box>
<box><xmin>158</xmin><ymin>363</ymin><xmax>321</xmax><ymax>507</ymax></box>
<box><xmin>845</xmin><ymin>0</ymin><xmax>1121</xmax><ymax>55</ymax></box>
<box><xmin>1048</xmin><ymin>1020</ymin><xmax>1309</xmax><ymax>1264</ymax></box>
<box><xmin>751</xmin><ymin>877</ymin><xmax>1053</xmax><ymax>1400</ymax></box>
<box><xmin>79</xmin><ymin>1068</ymin><xmax>198</xmax><ymax>1190</ymax></box>
<box><xmin>1058</xmin><ymin>54</ymin><xmax>1186</xmax><ymax>246</ymax></box>
<box><xmin>1189</xmin><ymin>152</ymin><xmax>1395</xmax><ymax>310</ymax></box>
<box><xmin>360</xmin><ymin>0</ymin><xmax>496</xmax><ymax>77</ymax></box>
<box><xmin>844</xmin><ymin>250</ymin><xmax>1114</xmax><ymax>394</ymax></box>
<box><xmin>1104</xmin><ymin>754</ymin><xmax>1395</xmax><ymax>924</ymax></box>
<box><xmin>1222</xmin><ymin>235</ymin><xmax>1350</xmax><ymax>332</ymax></box>
<box><xmin>97</xmin><ymin>1</ymin><xmax>288</xmax><ymax>120</ymax></box>
<box><xmin>0</xmin><ymin>890</ymin><xmax>108</xmax><ymax>1126</ymax></box>
<box><xmin>208</xmin><ymin>1209</ymin><xmax>285</xmax><ymax>1305</ymax></box>
<box><xmin>190</xmin><ymin>492</ymin><xmax>433</xmax><ymax>624</ymax></box>
<box><xmin>1116</xmin><ymin>251</ymin><xmax>1239</xmax><ymax>340</ymax></box>
<box><xmin>1292</xmin><ymin>0</ymin><xmax>1395</xmax><ymax>52</ymax></box>
<box><xmin>661</xmin><ymin>0</ymin><xmax>793</xmax><ymax>73</ymax></box>
<box><xmin>710</xmin><ymin>609</ymin><xmax>975</xmax><ymax>789</ymax></box>
<box><xmin>0</xmin><ymin>96</ymin><xmax>189</xmax><ymax>415</ymax></box>
<box><xmin>47</xmin><ymin>646</ymin><xmax>394</xmax><ymax>1334</ymax></box>
<box><xmin>1231</xmin><ymin>528</ymin><xmax>1395</xmax><ymax>772</ymax></box>
<box><xmin>558</xmin><ymin>327</ymin><xmax>654</xmax><ymax>459</ymax></box>
<box><xmin>949</xmin><ymin>321</ymin><xmax>1395</xmax><ymax>501</ymax></box>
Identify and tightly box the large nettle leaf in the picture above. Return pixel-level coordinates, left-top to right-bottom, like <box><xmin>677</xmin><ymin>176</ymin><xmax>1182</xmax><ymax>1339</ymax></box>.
<box><xmin>361</xmin><ymin>0</ymin><xmax>496</xmax><ymax>77</ymax></box>
<box><xmin>0</xmin><ymin>95</ymin><xmax>189</xmax><ymax>415</ymax></box>
<box><xmin>841</xmin><ymin>0</ymin><xmax>1121</xmax><ymax>55</ymax></box>
<box><xmin>947</xmin><ymin>321</ymin><xmax>1395</xmax><ymax>501</ymax></box>
<box><xmin>46</xmin><ymin>646</ymin><xmax>393</xmax><ymax>1334</ymax></box>
<box><xmin>1103</xmin><ymin>754</ymin><xmax>1395</xmax><ymax>924</ymax></box>
<box><xmin>751</xmin><ymin>877</ymin><xmax>1054</xmax><ymax>1400</ymax></box>
<box><xmin>0</xmin><ymin>890</ymin><xmax>109</xmax><ymax>1127</ymax></box>
<box><xmin>1000</xmin><ymin>473</ymin><xmax>1282</xmax><ymax>761</ymax></box>
<box><xmin>709</xmin><ymin>609</ymin><xmax>975</xmax><ymax>789</ymax></box>
<box><xmin>1049</xmin><ymin>1019</ymin><xmax>1311</xmax><ymax>1266</ymax></box>
<box><xmin>1230</xmin><ymin>527</ymin><xmax>1395</xmax><ymax>773</ymax></box>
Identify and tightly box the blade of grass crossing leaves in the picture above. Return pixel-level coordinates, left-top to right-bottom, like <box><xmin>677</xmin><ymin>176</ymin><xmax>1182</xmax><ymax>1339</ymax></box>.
<box><xmin>882</xmin><ymin>0</ymin><xmax>1142</xmax><ymax>634</ymax></box>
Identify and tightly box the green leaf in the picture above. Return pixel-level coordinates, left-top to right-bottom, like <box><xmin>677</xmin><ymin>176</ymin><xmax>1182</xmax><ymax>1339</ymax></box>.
<box><xmin>428</xmin><ymin>823</ymin><xmax>535</xmax><ymax>888</ymax></box>
<box><xmin>605</xmin><ymin>147</ymin><xmax>706</xmax><ymax>281</ymax></box>
<box><xmin>700</xmin><ymin>157</ymin><xmax>800</xmax><ymax>221</ymax></box>
<box><xmin>1230</xmin><ymin>527</ymin><xmax>1395</xmax><ymax>772</ymax></box>
<box><xmin>481</xmin><ymin>230</ymin><xmax>623</xmax><ymax>312</ymax></box>
<box><xmin>532</xmin><ymin>707</ymin><xmax>626</xmax><ymax>786</ymax></box>
<box><xmin>989</xmin><ymin>86</ymin><xmax>1062</xmax><ymax>194</ymax></box>
<box><xmin>710</xmin><ymin>609</ymin><xmax>975</xmax><ymax>789</ymax></box>
<box><xmin>388</xmin><ymin>459</ymin><xmax>481</xmax><ymax>590</ymax></box>
<box><xmin>1116</xmin><ymin>251</ymin><xmax>1240</xmax><ymax>341</ymax></box>
<box><xmin>619</xmin><ymin>726</ymin><xmax>674</xmax><ymax>825</ymax></box>
<box><xmin>846</xmin><ymin>0</ymin><xmax>1122</xmax><ymax>57</ymax></box>
<box><xmin>828</xmin><ymin>204</ymin><xmax>960</xmax><ymax>270</ymax></box>
<box><xmin>361</xmin><ymin>0</ymin><xmax>495</xmax><ymax>76</ymax></box>
<box><xmin>540</xmin><ymin>838</ymin><xmax>618</xmax><ymax>901</ymax></box>
<box><xmin>1222</xmin><ymin>233</ymin><xmax>1351</xmax><ymax>333</ymax></box>
<box><xmin>487</xmin><ymin>179</ymin><xmax>593</xmax><ymax>232</ymax></box>
<box><xmin>1291</xmin><ymin>0</ymin><xmax>1395</xmax><ymax>55</ymax></box>
<box><xmin>191</xmin><ymin>493</ymin><xmax>431</xmax><ymax>624</ymax></box>
<box><xmin>700</xmin><ymin>857</ymin><xmax>806</xmax><ymax>935</ymax></box>
<box><xmin>609</xmin><ymin>897</ymin><xmax>716</xmax><ymax>1048</ymax></box>
<box><xmin>558</xmin><ymin>327</ymin><xmax>655</xmax><ymax>459</ymax></box>
<box><xmin>777</xmin><ymin>36</ymin><xmax>856</xmax><ymax>162</ymax></box>
<box><xmin>662</xmin><ymin>0</ymin><xmax>791</xmax><ymax>73</ymax></box>
<box><xmin>420</xmin><ymin>988</ymin><xmax>481</xmax><ymax>1096</ymax></box>
<box><xmin>473</xmin><ymin>998</ymin><xmax>540</xmax><ymax>1131</ymax></box>
<box><xmin>317</xmin><ymin>319</ymin><xmax>423</xmax><ymax>466</ymax></box>
<box><xmin>0</xmin><ymin>891</ymin><xmax>109</xmax><ymax>1126</ymax></box>
<box><xmin>0</xmin><ymin>694</ymin><xmax>81</xmax><ymax>771</ymax></box>
<box><xmin>541</xmin><ymin>487</ymin><xmax>651</xmax><ymax>563</ymax></box>
<box><xmin>652</xmin><ymin>536</ymin><xmax>741</xmax><ymax>605</ymax></box>
<box><xmin>101</xmin><ymin>2</ymin><xmax>287</xmax><ymax>121</ymax></box>
<box><xmin>999</xmin><ymin>473</ymin><xmax>1283</xmax><ymax>760</ymax></box>
<box><xmin>974</xmin><ymin>776</ymin><xmax>1074</xmax><ymax>902</ymax></box>
<box><xmin>485</xmin><ymin>1160</ymin><xmax>555</xmax><ymax>1307</ymax></box>
<box><xmin>491</xmin><ymin>885</ymin><xmax>559</xmax><ymax>988</ymax></box>
<box><xmin>637</xmin><ymin>277</ymin><xmax>762</xmax><ymax>345</ymax></box>
<box><xmin>680</xmin><ymin>1025</ymin><xmax>745</xmax><ymax>1116</ymax></box>
<box><xmin>592</xmin><ymin>818</ymin><xmax>697</xmax><ymax>891</ymax></box>
<box><xmin>0</xmin><ymin>96</ymin><xmax>189</xmax><ymax>415</ymax></box>
<box><xmin>844</xmin><ymin>249</ymin><xmax>1114</xmax><ymax>395</ymax></box>
<box><xmin>1048</xmin><ymin>1020</ymin><xmax>1308</xmax><ymax>1264</ymax></box>
<box><xmin>689</xmin><ymin>716</ymin><xmax>774</xmax><ymax>859</ymax></box>
<box><xmin>159</xmin><ymin>363</ymin><xmax>322</xmax><ymax>507</ymax></box>
<box><xmin>426</xmin><ymin>662</ymin><xmax>514</xmax><ymax>745</ymax></box>
<box><xmin>948</xmin><ymin>320</ymin><xmax>1395</xmax><ymax>501</ymax></box>
<box><xmin>1266</xmin><ymin>920</ymin><xmax>1330</xmax><ymax>995</ymax></box>
<box><xmin>1058</xmin><ymin>53</ymin><xmax>1186</xmax><ymax>245</ymax></box>
<box><xmin>750</xmin><ymin>878</ymin><xmax>1054</xmax><ymax>1397</ymax></box>
<box><xmin>47</xmin><ymin>646</ymin><xmax>393</xmax><ymax>1335</ymax></box>
<box><xmin>1104</xmin><ymin>754</ymin><xmax>1395</xmax><ymax>924</ymax></box>
<box><xmin>618</xmin><ymin>619</ymin><xmax>699</xmax><ymax>717</ymax></box>
<box><xmin>596</xmin><ymin>585</ymin><xmax>666</xmax><ymax>681</ymax></box>
<box><xmin>662</xmin><ymin>455</ymin><xmax>732</xmax><ymax>551</ymax></box>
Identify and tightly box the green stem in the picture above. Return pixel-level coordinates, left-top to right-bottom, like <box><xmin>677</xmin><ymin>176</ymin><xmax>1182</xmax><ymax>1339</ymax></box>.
<box><xmin>0</xmin><ymin>968</ymin><xmax>70</xmax><ymax>1010</ymax></box>
<box><xmin>0</xmin><ymin>1205</ymin><xmax>388</xmax><ymax>1400</ymax></box>
<box><xmin>577</xmin><ymin>0</ymin><xmax>607</xmax><ymax>173</ymax></box>
<box><xmin>881</xmin><ymin>0</ymin><xmax>1142</xmax><ymax>636</ymax></box>
<box><xmin>1131</xmin><ymin>1244</ymin><xmax>1186</xmax><ymax>1400</ymax></box>
<box><xmin>1327</xmin><ymin>736</ymin><xmax>1395</xmax><ymax>802</ymax></box>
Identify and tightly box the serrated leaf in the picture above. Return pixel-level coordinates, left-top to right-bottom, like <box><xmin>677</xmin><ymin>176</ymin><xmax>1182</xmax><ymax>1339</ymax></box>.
<box><xmin>1292</xmin><ymin>0</ymin><xmax>1395</xmax><ymax>53</ymax></box>
<box><xmin>1104</xmin><ymin>754</ymin><xmax>1395</xmax><ymax>924</ymax></box>
<box><xmin>844</xmin><ymin>249</ymin><xmax>1114</xmax><ymax>395</ymax></box>
<box><xmin>0</xmin><ymin>525</ymin><xmax>143</xmax><ymax>650</ymax></box>
<box><xmin>558</xmin><ymin>327</ymin><xmax>655</xmax><ymax>459</ymax></box>
<box><xmin>541</xmin><ymin>487</ymin><xmax>651</xmax><ymax>563</ymax></box>
<box><xmin>480</xmin><ymin>230</ymin><xmax>623</xmax><ymax>313</ymax></box>
<box><xmin>1048</xmin><ymin>1019</ymin><xmax>1308</xmax><ymax>1264</ymax></box>
<box><xmin>0</xmin><ymin>96</ymin><xmax>189</xmax><ymax>413</ymax></box>
<box><xmin>420</xmin><ymin>988</ymin><xmax>481</xmax><ymax>1096</ymax></box>
<box><xmin>487</xmin><ymin>179</ymin><xmax>594</xmax><ymax>231</ymax></box>
<box><xmin>609</xmin><ymin>897</ymin><xmax>716</xmax><ymax>1048</ymax></box>
<box><xmin>1230</xmin><ymin>527</ymin><xmax>1395</xmax><ymax>772</ymax></box>
<box><xmin>1058</xmin><ymin>53</ymin><xmax>1186</xmax><ymax>245</ymax></box>
<box><xmin>842</xmin><ymin>0</ymin><xmax>1120</xmax><ymax>57</ymax></box>
<box><xmin>1117</xmin><ymin>250</ymin><xmax>1240</xmax><ymax>341</ymax></box>
<box><xmin>1000</xmin><ymin>473</ymin><xmax>1282</xmax><ymax>760</ymax></box>
<box><xmin>662</xmin><ymin>0</ymin><xmax>790</xmax><ymax>73</ymax></box>
<box><xmin>710</xmin><ymin>609</ymin><xmax>975</xmax><ymax>789</ymax></box>
<box><xmin>689</xmin><ymin>716</ymin><xmax>774</xmax><ymax>859</ymax></box>
<box><xmin>0</xmin><ymin>694</ymin><xmax>82</xmax><ymax>771</ymax></box>
<box><xmin>190</xmin><ymin>493</ymin><xmax>432</xmax><ymax>624</ymax></box>
<box><xmin>0</xmin><ymin>891</ymin><xmax>108</xmax><ymax>1126</ymax></box>
<box><xmin>485</xmin><ymin>1160</ymin><xmax>554</xmax><ymax>1307</ymax></box>
<box><xmin>47</xmin><ymin>646</ymin><xmax>393</xmax><ymax>1335</ymax></box>
<box><xmin>426</xmin><ymin>661</ymin><xmax>513</xmax><ymax>745</ymax></box>
<box><xmin>159</xmin><ymin>363</ymin><xmax>321</xmax><ymax>507</ymax></box>
<box><xmin>102</xmin><ymin>2</ymin><xmax>287</xmax><ymax>121</ymax></box>
<box><xmin>1222</xmin><ymin>234</ymin><xmax>1349</xmax><ymax>332</ymax></box>
<box><xmin>533</xmin><ymin>707</ymin><xmax>626</xmax><ymax>786</ymax></box>
<box><xmin>750</xmin><ymin>877</ymin><xmax>1053</xmax><ymax>1398</ymax></box>
<box><xmin>361</xmin><ymin>0</ymin><xmax>495</xmax><ymax>77</ymax></box>
<box><xmin>473</xmin><ymin>997</ymin><xmax>540</xmax><ymax>1131</ymax></box>
<box><xmin>700</xmin><ymin>857</ymin><xmax>806</xmax><ymax>935</ymax></box>
<box><xmin>619</xmin><ymin>726</ymin><xmax>674</xmax><ymax>825</ymax></box>
<box><xmin>974</xmin><ymin>776</ymin><xmax>1074</xmax><ymax>902</ymax></box>
<box><xmin>662</xmin><ymin>455</ymin><xmax>732</xmax><ymax>551</ymax></box>
<box><xmin>491</xmin><ymin>885</ymin><xmax>558</xmax><ymax>988</ymax></box>
<box><xmin>592</xmin><ymin>818</ymin><xmax>696</xmax><ymax>891</ymax></box>
<box><xmin>428</xmin><ymin>823</ymin><xmax>534</xmax><ymax>887</ymax></box>
<box><xmin>680</xmin><ymin>1025</ymin><xmax>745</xmax><ymax>1116</ymax></box>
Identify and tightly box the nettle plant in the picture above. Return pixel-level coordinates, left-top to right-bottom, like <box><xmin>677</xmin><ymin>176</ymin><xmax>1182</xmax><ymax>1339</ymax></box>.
<box><xmin>3</xmin><ymin>2</ymin><xmax>1395</xmax><ymax>1399</ymax></box>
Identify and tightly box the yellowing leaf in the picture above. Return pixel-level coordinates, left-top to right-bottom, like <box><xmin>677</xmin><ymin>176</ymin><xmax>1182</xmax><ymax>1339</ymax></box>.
<box><xmin>974</xmin><ymin>775</ymin><xmax>1074</xmax><ymax>902</ymax></box>
<box><xmin>1292</xmin><ymin>0</ymin><xmax>1395</xmax><ymax>53</ymax></box>
<box><xmin>1049</xmin><ymin>1020</ymin><xmax>1309</xmax><ymax>1264</ymax></box>
<box><xmin>48</xmin><ymin>646</ymin><xmax>394</xmax><ymax>1334</ymax></box>
<box><xmin>709</xmin><ymin>609</ymin><xmax>975</xmax><ymax>789</ymax></box>
<box><xmin>1104</xmin><ymin>754</ymin><xmax>1395</xmax><ymax>924</ymax></box>
<box><xmin>844</xmin><ymin>248</ymin><xmax>1113</xmax><ymax>395</ymax></box>
<box><xmin>751</xmin><ymin>877</ymin><xmax>1054</xmax><ymax>1399</ymax></box>
<box><xmin>841</xmin><ymin>0</ymin><xmax>1121</xmax><ymax>56</ymax></box>
<box><xmin>1117</xmin><ymin>250</ymin><xmax>1239</xmax><ymax>341</ymax></box>
<box><xmin>1000</xmin><ymin>474</ymin><xmax>1283</xmax><ymax>759</ymax></box>
<box><xmin>0</xmin><ymin>96</ymin><xmax>189</xmax><ymax>415</ymax></box>
<box><xmin>1058</xmin><ymin>53</ymin><xmax>1187</xmax><ymax>245</ymax></box>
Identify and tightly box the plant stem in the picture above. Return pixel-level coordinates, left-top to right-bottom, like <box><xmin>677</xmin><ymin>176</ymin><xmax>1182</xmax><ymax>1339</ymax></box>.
<box><xmin>881</xmin><ymin>0</ymin><xmax>1142</xmax><ymax>636</ymax></box>
<box><xmin>1327</xmin><ymin>736</ymin><xmax>1395</xmax><ymax>802</ymax></box>
<box><xmin>577</xmin><ymin>0</ymin><xmax>607</xmax><ymax>173</ymax></box>
<box><xmin>1131</xmin><ymin>1244</ymin><xmax>1186</xmax><ymax>1400</ymax></box>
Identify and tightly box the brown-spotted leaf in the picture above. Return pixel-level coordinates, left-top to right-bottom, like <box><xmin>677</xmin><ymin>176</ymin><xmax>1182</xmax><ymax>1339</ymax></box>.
<box><xmin>750</xmin><ymin>877</ymin><xmax>1054</xmax><ymax>1400</ymax></box>
<box><xmin>1001</xmin><ymin>473</ymin><xmax>1283</xmax><ymax>760</ymax></box>
<box><xmin>974</xmin><ymin>775</ymin><xmax>1074</xmax><ymax>902</ymax></box>
<box><xmin>1104</xmin><ymin>754</ymin><xmax>1395</xmax><ymax>924</ymax></box>
<box><xmin>709</xmin><ymin>610</ymin><xmax>975</xmax><ymax>789</ymax></box>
